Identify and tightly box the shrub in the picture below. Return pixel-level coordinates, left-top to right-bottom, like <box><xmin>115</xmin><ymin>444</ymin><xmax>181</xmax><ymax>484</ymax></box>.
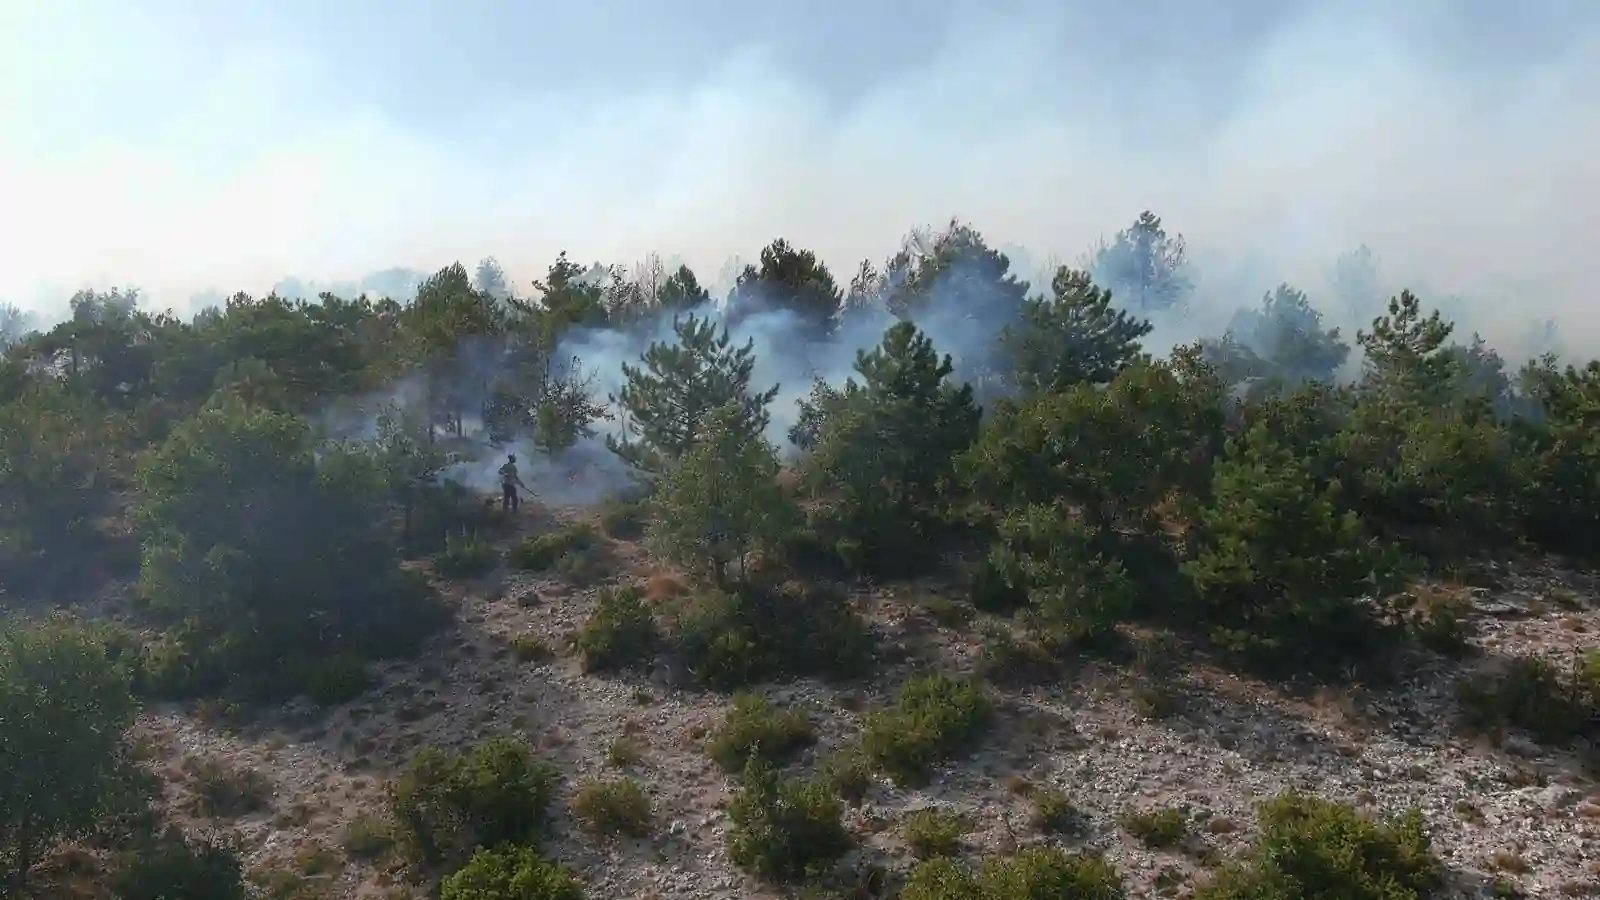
<box><xmin>1120</xmin><ymin>805</ymin><xmax>1189</xmax><ymax>849</ymax></box>
<box><xmin>113</xmin><ymin>827</ymin><xmax>248</xmax><ymax>900</ymax></box>
<box><xmin>1192</xmin><ymin>792</ymin><xmax>1441</xmax><ymax>900</ymax></box>
<box><xmin>1032</xmin><ymin>788</ymin><xmax>1089</xmax><ymax>836</ymax></box>
<box><xmin>726</xmin><ymin>758</ymin><xmax>850</xmax><ymax>883</ymax></box>
<box><xmin>705</xmin><ymin>693</ymin><xmax>816</xmax><ymax>773</ymax></box>
<box><xmin>432</xmin><ymin>530</ymin><xmax>499</xmax><ymax>578</ymax></box>
<box><xmin>903</xmin><ymin>807</ymin><xmax>968</xmax><ymax>859</ymax></box>
<box><xmin>976</xmin><ymin>627</ymin><xmax>1061</xmax><ymax>686</ymax></box>
<box><xmin>670</xmin><ymin>581</ymin><xmax>874</xmax><ymax>690</ymax></box>
<box><xmin>901</xmin><ymin>847</ymin><xmax>1126</xmax><ymax>900</ymax></box>
<box><xmin>1183</xmin><ymin>422</ymin><xmax>1404</xmax><ymax>672</ymax></box>
<box><xmin>816</xmin><ymin>746</ymin><xmax>874</xmax><ymax>806</ymax></box>
<box><xmin>389</xmin><ymin>738</ymin><xmax>558</xmax><ymax>868</ymax></box>
<box><xmin>1456</xmin><ymin>656</ymin><xmax>1596</xmax><ymax>744</ymax></box>
<box><xmin>509</xmin><ymin>632</ymin><xmax>554</xmax><ymax>663</ymax></box>
<box><xmin>341</xmin><ymin>814</ymin><xmax>395</xmax><ymax>860</ymax></box>
<box><xmin>570</xmin><ymin>778</ymin><xmax>652</xmax><ymax>838</ymax></box>
<box><xmin>0</xmin><ymin>617</ymin><xmax>141</xmax><ymax>893</ymax></box>
<box><xmin>861</xmin><ymin>674</ymin><xmax>992</xmax><ymax>786</ymax></box>
<box><xmin>598</xmin><ymin>495</ymin><xmax>647</xmax><ymax>540</ymax></box>
<box><xmin>441</xmin><ymin>845</ymin><xmax>584</xmax><ymax>900</ymax></box>
<box><xmin>575</xmin><ymin>586</ymin><xmax>658</xmax><ymax>673</ymax></box>
<box><xmin>302</xmin><ymin>654</ymin><xmax>371</xmax><ymax>706</ymax></box>
<box><xmin>182</xmin><ymin>756</ymin><xmax>272</xmax><ymax>817</ymax></box>
<box><xmin>509</xmin><ymin>523</ymin><xmax>602</xmax><ymax>573</ymax></box>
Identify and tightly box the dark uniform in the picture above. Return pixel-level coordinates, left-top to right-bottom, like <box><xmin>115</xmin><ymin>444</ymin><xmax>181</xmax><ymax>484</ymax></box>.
<box><xmin>499</xmin><ymin>455</ymin><xmax>526</xmax><ymax>512</ymax></box>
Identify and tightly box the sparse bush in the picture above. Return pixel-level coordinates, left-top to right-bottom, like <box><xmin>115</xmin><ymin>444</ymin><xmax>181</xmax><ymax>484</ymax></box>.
<box><xmin>1032</xmin><ymin>788</ymin><xmax>1089</xmax><ymax>836</ymax></box>
<box><xmin>1456</xmin><ymin>655</ymin><xmax>1596</xmax><ymax>744</ymax></box>
<box><xmin>302</xmin><ymin>653</ymin><xmax>371</xmax><ymax>706</ymax></box>
<box><xmin>1192</xmin><ymin>792</ymin><xmax>1441</xmax><ymax>900</ymax></box>
<box><xmin>341</xmin><ymin>814</ymin><xmax>395</xmax><ymax>860</ymax></box>
<box><xmin>183</xmin><ymin>756</ymin><xmax>272</xmax><ymax>817</ymax></box>
<box><xmin>670</xmin><ymin>580</ymin><xmax>874</xmax><ymax>690</ymax></box>
<box><xmin>510</xmin><ymin>522</ymin><xmax>603</xmax><ymax>573</ymax></box>
<box><xmin>903</xmin><ymin>807</ymin><xmax>968</xmax><ymax>859</ymax></box>
<box><xmin>705</xmin><ymin>693</ymin><xmax>816</xmax><ymax>773</ymax></box>
<box><xmin>509</xmin><ymin>632</ymin><xmax>553</xmax><ymax>662</ymax></box>
<box><xmin>976</xmin><ymin>626</ymin><xmax>1061</xmax><ymax>686</ymax></box>
<box><xmin>441</xmin><ymin>845</ymin><xmax>584</xmax><ymax>900</ymax></box>
<box><xmin>432</xmin><ymin>529</ymin><xmax>499</xmax><ymax>578</ymax></box>
<box><xmin>571</xmin><ymin>778</ymin><xmax>652</xmax><ymax>838</ymax></box>
<box><xmin>1120</xmin><ymin>805</ymin><xmax>1189</xmax><ymax>848</ymax></box>
<box><xmin>817</xmin><ymin>746</ymin><xmax>874</xmax><ymax>806</ymax></box>
<box><xmin>389</xmin><ymin>737</ymin><xmax>558</xmax><ymax>868</ymax></box>
<box><xmin>113</xmin><ymin>827</ymin><xmax>248</xmax><ymax>900</ymax></box>
<box><xmin>861</xmin><ymin>674</ymin><xmax>992</xmax><ymax>786</ymax></box>
<box><xmin>598</xmin><ymin>494</ymin><xmax>648</xmax><ymax>540</ymax></box>
<box><xmin>901</xmin><ymin>847</ymin><xmax>1126</xmax><ymax>900</ymax></box>
<box><xmin>726</xmin><ymin>758</ymin><xmax>850</xmax><ymax>883</ymax></box>
<box><xmin>575</xmin><ymin>585</ymin><xmax>657</xmax><ymax>673</ymax></box>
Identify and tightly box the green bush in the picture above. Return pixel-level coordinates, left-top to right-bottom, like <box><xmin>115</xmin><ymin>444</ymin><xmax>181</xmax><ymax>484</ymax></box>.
<box><xmin>509</xmin><ymin>632</ymin><xmax>554</xmax><ymax>663</ymax></box>
<box><xmin>575</xmin><ymin>585</ymin><xmax>658</xmax><ymax>673</ymax></box>
<box><xmin>903</xmin><ymin>807</ymin><xmax>968</xmax><ymax>859</ymax></box>
<box><xmin>901</xmin><ymin>847</ymin><xmax>1126</xmax><ymax>900</ymax></box>
<box><xmin>389</xmin><ymin>738</ymin><xmax>558</xmax><ymax>868</ymax></box>
<box><xmin>597</xmin><ymin>495</ymin><xmax>647</xmax><ymax>540</ymax></box>
<box><xmin>113</xmin><ymin>827</ymin><xmax>248</xmax><ymax>900</ymax></box>
<box><xmin>1183</xmin><ymin>421</ymin><xmax>1404</xmax><ymax>673</ymax></box>
<box><xmin>340</xmin><ymin>814</ymin><xmax>395</xmax><ymax>860</ymax></box>
<box><xmin>669</xmin><ymin>581</ymin><xmax>874</xmax><ymax>690</ymax></box>
<box><xmin>441</xmin><ymin>845</ymin><xmax>584</xmax><ymax>900</ymax></box>
<box><xmin>1456</xmin><ymin>655</ymin><xmax>1596</xmax><ymax>744</ymax></box>
<box><xmin>432</xmin><ymin>530</ymin><xmax>499</xmax><ymax>578</ymax></box>
<box><xmin>302</xmin><ymin>653</ymin><xmax>371</xmax><ymax>706</ymax></box>
<box><xmin>509</xmin><ymin>522</ymin><xmax>602</xmax><ymax>573</ymax></box>
<box><xmin>816</xmin><ymin>746</ymin><xmax>874</xmax><ymax>806</ymax></box>
<box><xmin>1119</xmin><ymin>805</ymin><xmax>1189</xmax><ymax>848</ymax></box>
<box><xmin>705</xmin><ymin>693</ymin><xmax>816</xmax><ymax>773</ymax></box>
<box><xmin>570</xmin><ymin>778</ymin><xmax>652</xmax><ymax>838</ymax></box>
<box><xmin>1192</xmin><ymin>792</ymin><xmax>1441</xmax><ymax>900</ymax></box>
<box><xmin>1031</xmin><ymin>788</ymin><xmax>1088</xmax><ymax>836</ymax></box>
<box><xmin>726</xmin><ymin>758</ymin><xmax>850</xmax><ymax>883</ymax></box>
<box><xmin>182</xmin><ymin>756</ymin><xmax>272</xmax><ymax>817</ymax></box>
<box><xmin>861</xmin><ymin>674</ymin><xmax>992</xmax><ymax>786</ymax></box>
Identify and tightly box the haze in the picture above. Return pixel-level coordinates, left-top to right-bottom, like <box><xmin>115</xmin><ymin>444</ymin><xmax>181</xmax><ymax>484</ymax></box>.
<box><xmin>1</xmin><ymin>0</ymin><xmax>1594</xmax><ymax>347</ymax></box>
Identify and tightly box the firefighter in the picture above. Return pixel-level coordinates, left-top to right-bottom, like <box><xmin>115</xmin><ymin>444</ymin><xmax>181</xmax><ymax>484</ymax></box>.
<box><xmin>498</xmin><ymin>453</ymin><xmax>530</xmax><ymax>512</ymax></box>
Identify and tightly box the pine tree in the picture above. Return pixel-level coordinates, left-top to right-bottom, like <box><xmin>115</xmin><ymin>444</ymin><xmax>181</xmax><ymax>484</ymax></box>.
<box><xmin>802</xmin><ymin>322</ymin><xmax>980</xmax><ymax>572</ymax></box>
<box><xmin>999</xmin><ymin>266</ymin><xmax>1153</xmax><ymax>393</ymax></box>
<box><xmin>658</xmin><ymin>264</ymin><xmax>711</xmax><ymax>314</ymax></box>
<box><xmin>1089</xmin><ymin>210</ymin><xmax>1191</xmax><ymax>314</ymax></box>
<box><xmin>608</xmin><ymin>313</ymin><xmax>779</xmax><ymax>473</ymax></box>
<box><xmin>647</xmin><ymin>403</ymin><xmax>796</xmax><ymax>585</ymax></box>
<box><xmin>1224</xmin><ymin>284</ymin><xmax>1350</xmax><ymax>385</ymax></box>
<box><xmin>1183</xmin><ymin>422</ymin><xmax>1402</xmax><ymax>669</ymax></box>
<box><xmin>726</xmin><ymin>239</ymin><xmax>843</xmax><ymax>340</ymax></box>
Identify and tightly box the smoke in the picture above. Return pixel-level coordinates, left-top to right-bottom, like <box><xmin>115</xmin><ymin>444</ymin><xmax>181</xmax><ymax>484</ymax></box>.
<box><xmin>0</xmin><ymin>0</ymin><xmax>1593</xmax><ymax>351</ymax></box>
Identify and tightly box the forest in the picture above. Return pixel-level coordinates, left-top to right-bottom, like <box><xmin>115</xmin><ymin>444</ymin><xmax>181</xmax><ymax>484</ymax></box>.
<box><xmin>1</xmin><ymin>212</ymin><xmax>1596</xmax><ymax>899</ymax></box>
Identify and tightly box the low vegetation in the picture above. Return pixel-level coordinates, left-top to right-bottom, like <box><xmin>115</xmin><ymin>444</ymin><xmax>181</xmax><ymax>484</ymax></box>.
<box><xmin>2</xmin><ymin>214</ymin><xmax>1595</xmax><ymax>896</ymax></box>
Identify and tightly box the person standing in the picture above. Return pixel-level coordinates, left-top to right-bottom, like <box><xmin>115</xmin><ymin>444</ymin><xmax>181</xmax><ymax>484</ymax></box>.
<box><xmin>498</xmin><ymin>453</ymin><xmax>530</xmax><ymax>512</ymax></box>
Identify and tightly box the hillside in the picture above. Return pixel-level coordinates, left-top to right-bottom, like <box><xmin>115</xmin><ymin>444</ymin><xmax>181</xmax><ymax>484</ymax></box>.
<box><xmin>4</xmin><ymin>222</ymin><xmax>1600</xmax><ymax>900</ymax></box>
<box><xmin>105</xmin><ymin>512</ymin><xmax>1600</xmax><ymax>900</ymax></box>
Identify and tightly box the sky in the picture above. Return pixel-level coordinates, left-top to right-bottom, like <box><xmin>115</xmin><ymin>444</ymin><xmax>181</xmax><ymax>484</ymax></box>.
<box><xmin>1</xmin><ymin>0</ymin><xmax>1595</xmax><ymax>345</ymax></box>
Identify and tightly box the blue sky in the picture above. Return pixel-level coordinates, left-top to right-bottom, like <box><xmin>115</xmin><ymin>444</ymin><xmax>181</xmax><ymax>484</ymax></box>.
<box><xmin>1</xmin><ymin>0</ymin><xmax>1595</xmax><ymax>342</ymax></box>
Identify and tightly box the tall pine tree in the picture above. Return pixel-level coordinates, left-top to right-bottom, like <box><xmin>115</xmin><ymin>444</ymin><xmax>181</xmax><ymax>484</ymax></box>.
<box><xmin>609</xmin><ymin>312</ymin><xmax>779</xmax><ymax>473</ymax></box>
<box><xmin>999</xmin><ymin>267</ymin><xmax>1153</xmax><ymax>393</ymax></box>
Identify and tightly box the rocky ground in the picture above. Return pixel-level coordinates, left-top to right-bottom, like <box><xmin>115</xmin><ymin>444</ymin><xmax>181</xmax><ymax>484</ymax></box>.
<box><xmin>124</xmin><ymin>511</ymin><xmax>1600</xmax><ymax>899</ymax></box>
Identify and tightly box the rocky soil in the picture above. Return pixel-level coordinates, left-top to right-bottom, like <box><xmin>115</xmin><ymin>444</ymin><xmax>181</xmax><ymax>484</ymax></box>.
<box><xmin>131</xmin><ymin>513</ymin><xmax>1600</xmax><ymax>900</ymax></box>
